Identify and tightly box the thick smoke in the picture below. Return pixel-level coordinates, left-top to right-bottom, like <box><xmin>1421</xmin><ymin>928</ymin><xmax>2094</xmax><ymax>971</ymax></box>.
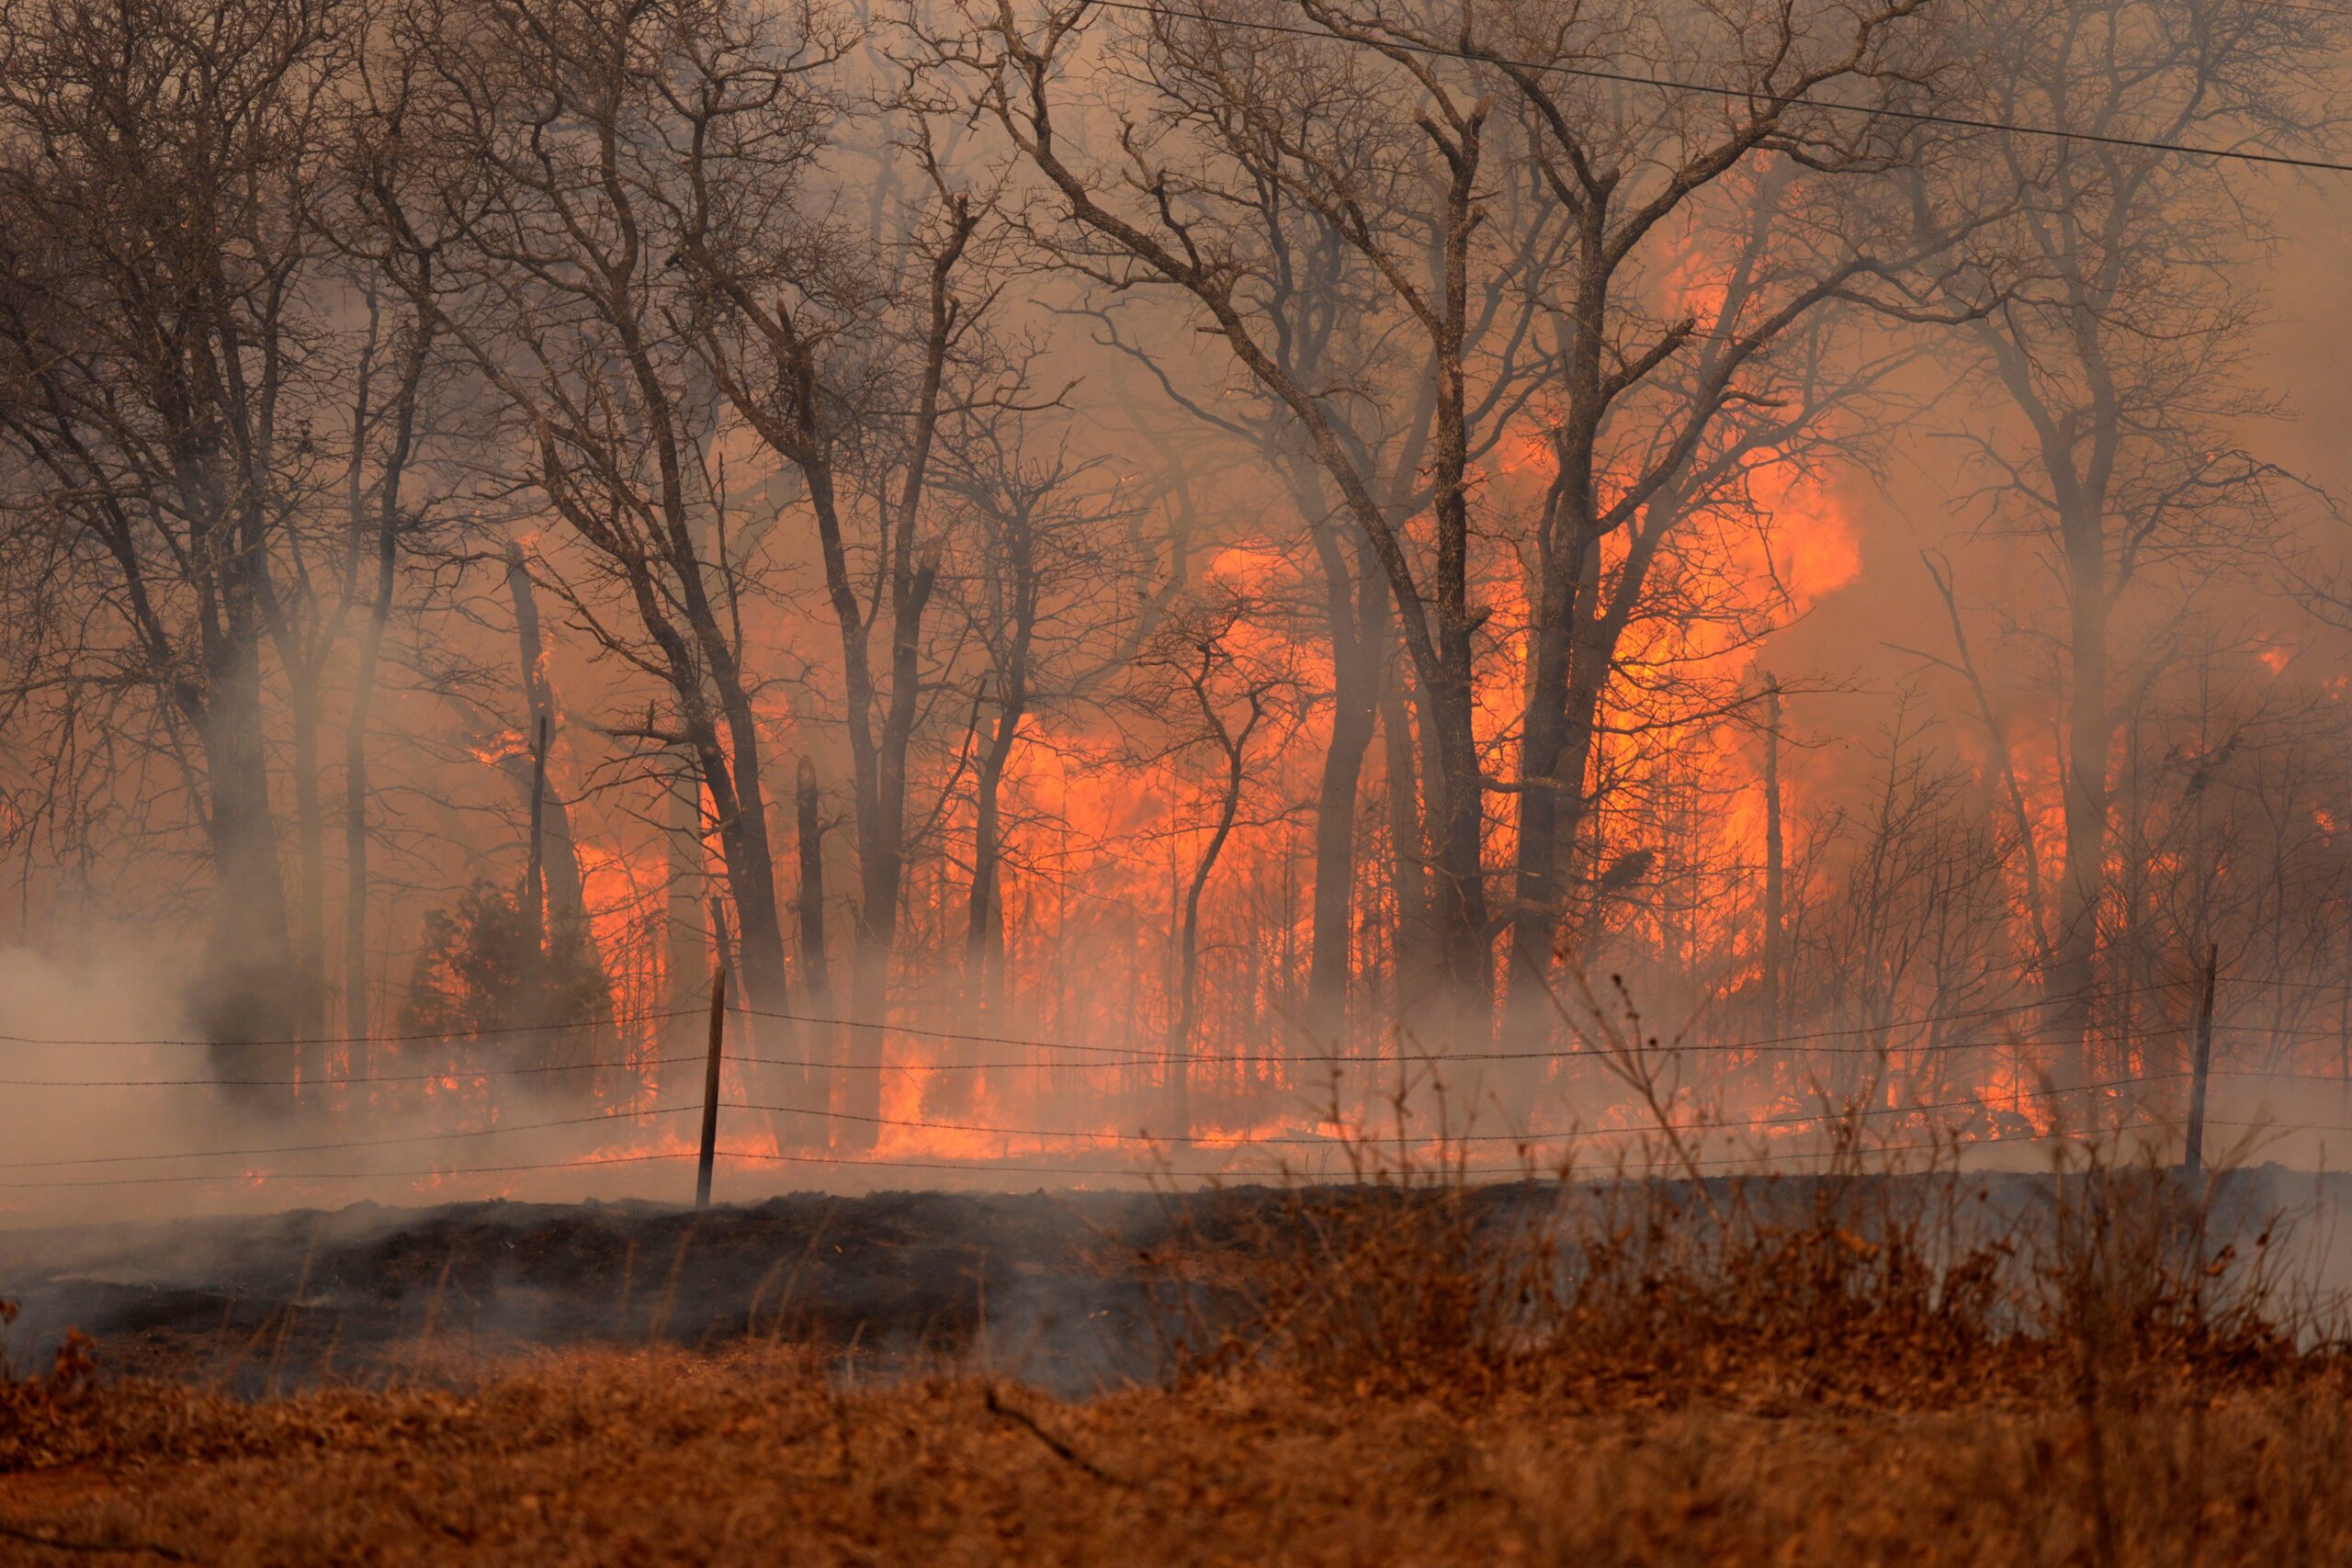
<box><xmin>0</xmin><ymin>0</ymin><xmax>2346</xmax><ymax>1241</ymax></box>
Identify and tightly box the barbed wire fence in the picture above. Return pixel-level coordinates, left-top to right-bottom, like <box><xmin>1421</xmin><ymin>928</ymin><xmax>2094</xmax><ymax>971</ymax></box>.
<box><xmin>1</xmin><ymin>966</ymin><xmax>2346</xmax><ymax>1201</ymax></box>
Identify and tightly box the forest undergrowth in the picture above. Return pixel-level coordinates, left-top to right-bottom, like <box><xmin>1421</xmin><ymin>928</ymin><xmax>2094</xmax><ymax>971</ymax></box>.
<box><xmin>5</xmin><ymin>1146</ymin><xmax>2351</xmax><ymax>1564</ymax></box>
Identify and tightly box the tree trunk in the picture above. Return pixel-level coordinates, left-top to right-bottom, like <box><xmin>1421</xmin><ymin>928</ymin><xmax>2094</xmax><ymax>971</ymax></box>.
<box><xmin>1309</xmin><ymin>670</ymin><xmax>1377</xmax><ymax>1044</ymax></box>
<box><xmin>967</xmin><ymin>709</ymin><xmax>1020</xmax><ymax>1013</ymax></box>
<box><xmin>1382</xmin><ymin>642</ymin><xmax>1431</xmax><ymax>1021</ymax></box>
<box><xmin>1506</xmin><ymin>554</ymin><xmax>1579</xmax><ymax>1050</ymax></box>
<box><xmin>707</xmin><ymin>680</ymin><xmax>795</xmax><ymax>1034</ymax></box>
<box><xmin>288</xmin><ymin>671</ymin><xmax>328</xmax><ymax>1043</ymax></box>
<box><xmin>503</xmin><ymin>544</ymin><xmax>594</xmax><ymax>946</ymax></box>
<box><xmin>795</xmin><ymin>758</ymin><xmax>833</xmax><ymax>1017</ymax></box>
<box><xmin>1762</xmin><ymin>680</ymin><xmax>1786</xmax><ymax>1033</ymax></box>
<box><xmin>666</xmin><ymin>760</ymin><xmax>707</xmax><ymax>1101</ymax></box>
<box><xmin>341</xmin><ymin>307</ymin><xmax>427</xmax><ymax>1050</ymax></box>
<box><xmin>344</xmin><ymin>590</ymin><xmax>393</xmax><ymax>1048</ymax></box>
<box><xmin>967</xmin><ymin>517</ymin><xmax>1035</xmax><ymax>1022</ymax></box>
<box><xmin>2049</xmin><ymin>505</ymin><xmax>2111</xmax><ymax>1091</ymax></box>
<box><xmin>1166</xmin><ymin>699</ymin><xmax>1256</xmax><ymax>1146</ymax></box>
<box><xmin>1303</xmin><ymin>518</ymin><xmax>1381</xmax><ymax>1052</ymax></box>
<box><xmin>196</xmin><ymin>628</ymin><xmax>305</xmax><ymax>1092</ymax></box>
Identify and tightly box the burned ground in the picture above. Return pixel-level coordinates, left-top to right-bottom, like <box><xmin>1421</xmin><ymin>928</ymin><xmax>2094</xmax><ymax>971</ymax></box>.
<box><xmin>0</xmin><ymin>1188</ymin><xmax>1182</xmax><ymax>1393</ymax></box>
<box><xmin>1</xmin><ymin>1165</ymin><xmax>2334</xmax><ymax>1396</ymax></box>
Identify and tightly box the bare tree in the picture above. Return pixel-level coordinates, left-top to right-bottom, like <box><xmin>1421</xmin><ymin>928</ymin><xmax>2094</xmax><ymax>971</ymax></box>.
<box><xmin>367</xmin><ymin>0</ymin><xmax>829</xmax><ymax>1051</ymax></box>
<box><xmin>330</xmin><ymin>281</ymin><xmax>442</xmax><ymax>1041</ymax></box>
<box><xmin>1919</xmin><ymin>0</ymin><xmax>2340</xmax><ymax>1085</ymax></box>
<box><xmin>929</xmin><ymin>0</ymin><xmax>1951</xmax><ymax>1066</ymax></box>
<box><xmin>937</xmin><ymin>425</ymin><xmax>1153</xmax><ymax>1016</ymax></box>
<box><xmin>1127</xmin><ymin>587</ymin><xmax>1296</xmax><ymax>1141</ymax></box>
<box><xmin>663</xmin><ymin>57</ymin><xmax>1036</xmax><ymax>1140</ymax></box>
<box><xmin>0</xmin><ymin>0</ymin><xmax>362</xmax><ymax>1070</ymax></box>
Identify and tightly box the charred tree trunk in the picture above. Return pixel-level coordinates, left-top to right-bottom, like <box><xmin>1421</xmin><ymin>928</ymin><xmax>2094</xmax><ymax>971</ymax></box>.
<box><xmin>1505</xmin><ymin>441</ymin><xmax>1599</xmax><ymax>1052</ymax></box>
<box><xmin>967</xmin><ymin>507</ymin><xmax>1036</xmax><ymax>1018</ymax></box>
<box><xmin>1308</xmin><ymin>677</ymin><xmax>1377</xmax><ymax>1042</ymax></box>
<box><xmin>791</xmin><ymin>755</ymin><xmax>834</xmax><ymax>1120</ymax></box>
<box><xmin>967</xmin><ymin>687</ymin><xmax>1025</xmax><ymax>1014</ymax></box>
<box><xmin>503</xmin><ymin>544</ymin><xmax>594</xmax><ymax>951</ymax></box>
<box><xmin>1413</xmin><ymin>108</ymin><xmax>1497</xmax><ymax>1035</ymax></box>
<box><xmin>698</xmin><ymin>714</ymin><xmax>794</xmax><ymax>1046</ymax></box>
<box><xmin>1304</xmin><ymin>523</ymin><xmax>1381</xmax><ymax>1051</ymax></box>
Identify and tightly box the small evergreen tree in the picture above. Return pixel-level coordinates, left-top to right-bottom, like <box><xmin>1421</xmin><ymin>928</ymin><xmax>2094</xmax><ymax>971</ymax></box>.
<box><xmin>401</xmin><ymin>881</ymin><xmax>610</xmax><ymax>1060</ymax></box>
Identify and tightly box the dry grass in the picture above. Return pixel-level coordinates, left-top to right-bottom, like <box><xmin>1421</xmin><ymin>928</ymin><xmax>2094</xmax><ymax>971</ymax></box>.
<box><xmin>6</xmin><ymin>1351</ymin><xmax>2352</xmax><ymax>1564</ymax></box>
<box><xmin>1142</xmin><ymin>1147</ymin><xmax>2317</xmax><ymax>1409</ymax></box>
<box><xmin>5</xmin><ymin>1156</ymin><xmax>2350</xmax><ymax>1564</ymax></box>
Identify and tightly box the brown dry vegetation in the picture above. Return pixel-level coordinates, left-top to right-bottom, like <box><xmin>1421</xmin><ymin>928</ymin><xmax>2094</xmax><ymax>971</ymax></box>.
<box><xmin>5</xmin><ymin>1161</ymin><xmax>2351</xmax><ymax>1564</ymax></box>
<box><xmin>6</xmin><ymin>1354</ymin><xmax>2352</xmax><ymax>1565</ymax></box>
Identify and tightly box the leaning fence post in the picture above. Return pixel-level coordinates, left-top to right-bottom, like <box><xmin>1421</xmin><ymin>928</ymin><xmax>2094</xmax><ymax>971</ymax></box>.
<box><xmin>2182</xmin><ymin>942</ymin><xmax>2218</xmax><ymax>1177</ymax></box>
<box><xmin>696</xmin><ymin>961</ymin><xmax>729</xmax><ymax>1211</ymax></box>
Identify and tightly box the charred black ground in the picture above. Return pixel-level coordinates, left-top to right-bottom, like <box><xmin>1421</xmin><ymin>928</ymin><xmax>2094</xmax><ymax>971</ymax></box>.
<box><xmin>2</xmin><ymin>1166</ymin><xmax>2333</xmax><ymax>1398</ymax></box>
<box><xmin>0</xmin><ymin>1189</ymin><xmax>1172</xmax><ymax>1393</ymax></box>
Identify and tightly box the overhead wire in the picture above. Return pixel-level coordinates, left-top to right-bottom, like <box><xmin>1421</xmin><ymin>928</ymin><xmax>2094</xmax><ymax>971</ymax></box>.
<box><xmin>0</xmin><ymin>976</ymin><xmax>2256</xmax><ymax>1084</ymax></box>
<box><xmin>0</xmin><ymin>1009</ymin><xmax>705</xmax><ymax>1050</ymax></box>
<box><xmin>0</xmin><ymin>1110</ymin><xmax>2191</xmax><ymax>1189</ymax></box>
<box><xmin>0</xmin><ymin>1070</ymin><xmax>2199</xmax><ymax>1173</ymax></box>
<box><xmin>718</xmin><ymin>1068</ymin><xmax>2188</xmax><ymax>1147</ymax></box>
<box><xmin>1082</xmin><ymin>0</ymin><xmax>2352</xmax><ymax>174</ymax></box>
<box><xmin>0</xmin><ymin>1102</ymin><xmax>706</xmax><ymax>1171</ymax></box>
<box><xmin>0</xmin><ymin>1055</ymin><xmax>699</xmax><ymax>1089</ymax></box>
<box><xmin>727</xmin><ymin>975</ymin><xmax>2193</xmax><ymax>1070</ymax></box>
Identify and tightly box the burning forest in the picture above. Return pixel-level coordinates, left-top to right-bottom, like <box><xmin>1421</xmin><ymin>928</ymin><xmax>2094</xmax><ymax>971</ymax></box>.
<box><xmin>6</xmin><ymin>0</ymin><xmax>2352</xmax><ymax>1558</ymax></box>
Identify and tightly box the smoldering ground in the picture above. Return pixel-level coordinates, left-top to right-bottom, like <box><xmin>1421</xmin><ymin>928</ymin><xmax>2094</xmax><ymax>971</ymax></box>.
<box><xmin>0</xmin><ymin>1190</ymin><xmax>1170</xmax><ymax>1396</ymax></box>
<box><xmin>6</xmin><ymin>1163</ymin><xmax>2352</xmax><ymax>1400</ymax></box>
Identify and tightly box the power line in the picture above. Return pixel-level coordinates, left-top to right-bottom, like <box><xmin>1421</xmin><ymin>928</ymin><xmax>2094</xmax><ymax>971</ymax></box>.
<box><xmin>1084</xmin><ymin>0</ymin><xmax>2352</xmax><ymax>174</ymax></box>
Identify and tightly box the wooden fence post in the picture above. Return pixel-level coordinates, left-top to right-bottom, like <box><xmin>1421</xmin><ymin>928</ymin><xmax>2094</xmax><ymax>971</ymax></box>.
<box><xmin>2183</xmin><ymin>943</ymin><xmax>2218</xmax><ymax>1177</ymax></box>
<box><xmin>696</xmin><ymin>962</ymin><xmax>728</xmax><ymax>1211</ymax></box>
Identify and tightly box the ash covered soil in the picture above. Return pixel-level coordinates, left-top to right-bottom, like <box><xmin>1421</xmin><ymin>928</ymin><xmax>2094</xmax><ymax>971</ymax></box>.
<box><xmin>0</xmin><ymin>1188</ymin><xmax>1197</xmax><ymax>1393</ymax></box>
